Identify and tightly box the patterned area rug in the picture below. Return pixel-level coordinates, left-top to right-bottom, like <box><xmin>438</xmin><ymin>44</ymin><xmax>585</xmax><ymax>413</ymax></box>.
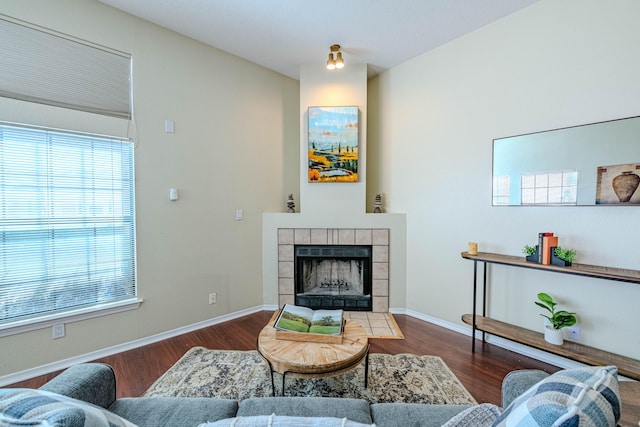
<box><xmin>143</xmin><ymin>347</ymin><xmax>476</xmax><ymax>405</ymax></box>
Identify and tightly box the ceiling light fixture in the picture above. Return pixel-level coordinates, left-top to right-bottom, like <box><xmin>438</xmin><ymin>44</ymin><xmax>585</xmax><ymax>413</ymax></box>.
<box><xmin>326</xmin><ymin>44</ymin><xmax>344</xmax><ymax>70</ymax></box>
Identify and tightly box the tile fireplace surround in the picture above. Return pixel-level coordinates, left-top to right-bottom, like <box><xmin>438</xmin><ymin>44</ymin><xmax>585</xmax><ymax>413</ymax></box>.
<box><xmin>277</xmin><ymin>228</ymin><xmax>389</xmax><ymax>312</ymax></box>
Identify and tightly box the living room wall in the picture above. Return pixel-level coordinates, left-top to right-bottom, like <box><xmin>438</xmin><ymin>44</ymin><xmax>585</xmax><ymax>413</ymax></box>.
<box><xmin>2</xmin><ymin>0</ymin><xmax>639</xmax><ymax>380</ymax></box>
<box><xmin>368</xmin><ymin>0</ymin><xmax>640</xmax><ymax>359</ymax></box>
<box><xmin>0</xmin><ymin>0</ymin><xmax>299</xmax><ymax>376</ymax></box>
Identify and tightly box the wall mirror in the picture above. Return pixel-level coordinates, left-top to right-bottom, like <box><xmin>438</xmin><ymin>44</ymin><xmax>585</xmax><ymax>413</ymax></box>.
<box><xmin>492</xmin><ymin>116</ymin><xmax>640</xmax><ymax>206</ymax></box>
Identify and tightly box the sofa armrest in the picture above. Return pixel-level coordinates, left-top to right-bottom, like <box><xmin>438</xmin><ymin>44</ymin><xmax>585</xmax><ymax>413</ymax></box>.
<box><xmin>39</xmin><ymin>363</ymin><xmax>116</xmax><ymax>408</ymax></box>
<box><xmin>501</xmin><ymin>369</ymin><xmax>549</xmax><ymax>408</ymax></box>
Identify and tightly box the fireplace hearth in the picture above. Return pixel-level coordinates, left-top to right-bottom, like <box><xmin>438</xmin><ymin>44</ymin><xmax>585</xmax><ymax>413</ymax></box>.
<box><xmin>295</xmin><ymin>245</ymin><xmax>372</xmax><ymax>311</ymax></box>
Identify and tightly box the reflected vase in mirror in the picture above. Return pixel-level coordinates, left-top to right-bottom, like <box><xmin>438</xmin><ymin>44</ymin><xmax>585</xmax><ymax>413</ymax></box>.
<box><xmin>612</xmin><ymin>171</ymin><xmax>640</xmax><ymax>202</ymax></box>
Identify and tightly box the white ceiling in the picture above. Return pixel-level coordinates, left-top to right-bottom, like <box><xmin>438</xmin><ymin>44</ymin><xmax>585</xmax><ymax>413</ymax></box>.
<box><xmin>98</xmin><ymin>0</ymin><xmax>541</xmax><ymax>80</ymax></box>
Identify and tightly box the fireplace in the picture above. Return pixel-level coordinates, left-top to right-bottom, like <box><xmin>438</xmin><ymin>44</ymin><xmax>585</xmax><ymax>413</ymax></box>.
<box><xmin>277</xmin><ymin>228</ymin><xmax>389</xmax><ymax>313</ymax></box>
<box><xmin>295</xmin><ymin>245</ymin><xmax>372</xmax><ymax>311</ymax></box>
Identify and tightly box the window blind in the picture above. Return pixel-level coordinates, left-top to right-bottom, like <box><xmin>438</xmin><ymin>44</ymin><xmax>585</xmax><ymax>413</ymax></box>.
<box><xmin>0</xmin><ymin>17</ymin><xmax>132</xmax><ymax>119</ymax></box>
<box><xmin>0</xmin><ymin>124</ymin><xmax>136</xmax><ymax>324</ymax></box>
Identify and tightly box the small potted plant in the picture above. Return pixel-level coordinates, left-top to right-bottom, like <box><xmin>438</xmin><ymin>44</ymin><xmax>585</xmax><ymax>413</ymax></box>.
<box><xmin>522</xmin><ymin>244</ymin><xmax>538</xmax><ymax>263</ymax></box>
<box><xmin>551</xmin><ymin>246</ymin><xmax>576</xmax><ymax>266</ymax></box>
<box><xmin>535</xmin><ymin>292</ymin><xmax>577</xmax><ymax>345</ymax></box>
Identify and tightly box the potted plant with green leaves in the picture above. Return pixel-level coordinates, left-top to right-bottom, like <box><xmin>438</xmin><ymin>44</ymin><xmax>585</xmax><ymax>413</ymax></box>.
<box><xmin>551</xmin><ymin>247</ymin><xmax>576</xmax><ymax>267</ymax></box>
<box><xmin>522</xmin><ymin>244</ymin><xmax>538</xmax><ymax>263</ymax></box>
<box><xmin>535</xmin><ymin>292</ymin><xmax>577</xmax><ymax>345</ymax></box>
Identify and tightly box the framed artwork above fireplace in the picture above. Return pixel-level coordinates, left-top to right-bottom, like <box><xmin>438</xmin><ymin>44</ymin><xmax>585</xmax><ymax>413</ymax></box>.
<box><xmin>308</xmin><ymin>106</ymin><xmax>359</xmax><ymax>183</ymax></box>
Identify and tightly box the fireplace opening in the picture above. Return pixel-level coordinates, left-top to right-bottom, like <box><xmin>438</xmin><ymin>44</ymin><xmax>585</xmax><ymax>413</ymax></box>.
<box><xmin>294</xmin><ymin>245</ymin><xmax>372</xmax><ymax>311</ymax></box>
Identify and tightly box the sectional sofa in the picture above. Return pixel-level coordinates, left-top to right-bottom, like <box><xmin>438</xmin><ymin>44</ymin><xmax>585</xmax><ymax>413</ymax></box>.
<box><xmin>0</xmin><ymin>363</ymin><xmax>620</xmax><ymax>426</ymax></box>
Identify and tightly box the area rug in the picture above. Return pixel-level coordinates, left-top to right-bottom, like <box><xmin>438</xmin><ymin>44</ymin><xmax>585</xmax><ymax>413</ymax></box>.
<box><xmin>143</xmin><ymin>347</ymin><xmax>476</xmax><ymax>405</ymax></box>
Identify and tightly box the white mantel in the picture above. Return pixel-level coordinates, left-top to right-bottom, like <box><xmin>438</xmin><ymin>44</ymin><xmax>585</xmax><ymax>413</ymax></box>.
<box><xmin>262</xmin><ymin>213</ymin><xmax>407</xmax><ymax>310</ymax></box>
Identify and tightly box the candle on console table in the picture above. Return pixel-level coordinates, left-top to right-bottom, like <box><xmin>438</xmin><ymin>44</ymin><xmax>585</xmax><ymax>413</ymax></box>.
<box><xmin>468</xmin><ymin>242</ymin><xmax>478</xmax><ymax>255</ymax></box>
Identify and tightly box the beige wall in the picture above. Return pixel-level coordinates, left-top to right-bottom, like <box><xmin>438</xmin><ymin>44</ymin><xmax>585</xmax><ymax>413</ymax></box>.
<box><xmin>368</xmin><ymin>0</ymin><xmax>640</xmax><ymax>358</ymax></box>
<box><xmin>2</xmin><ymin>0</ymin><xmax>640</xmax><ymax>379</ymax></box>
<box><xmin>0</xmin><ymin>0</ymin><xmax>299</xmax><ymax>376</ymax></box>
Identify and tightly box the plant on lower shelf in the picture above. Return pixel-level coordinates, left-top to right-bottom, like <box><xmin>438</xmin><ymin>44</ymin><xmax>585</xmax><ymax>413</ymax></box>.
<box><xmin>535</xmin><ymin>292</ymin><xmax>577</xmax><ymax>329</ymax></box>
<box><xmin>535</xmin><ymin>292</ymin><xmax>577</xmax><ymax>345</ymax></box>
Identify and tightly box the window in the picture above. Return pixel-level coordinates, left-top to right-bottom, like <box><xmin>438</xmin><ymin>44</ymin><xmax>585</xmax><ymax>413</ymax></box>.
<box><xmin>521</xmin><ymin>171</ymin><xmax>578</xmax><ymax>205</ymax></box>
<box><xmin>0</xmin><ymin>124</ymin><xmax>136</xmax><ymax>327</ymax></box>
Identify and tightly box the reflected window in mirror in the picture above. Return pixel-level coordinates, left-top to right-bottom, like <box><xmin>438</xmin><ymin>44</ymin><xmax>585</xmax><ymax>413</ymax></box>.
<box><xmin>521</xmin><ymin>171</ymin><xmax>578</xmax><ymax>205</ymax></box>
<box><xmin>493</xmin><ymin>175</ymin><xmax>510</xmax><ymax>205</ymax></box>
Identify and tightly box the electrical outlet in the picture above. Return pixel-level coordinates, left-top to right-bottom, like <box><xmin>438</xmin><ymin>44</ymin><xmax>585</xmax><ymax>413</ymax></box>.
<box><xmin>566</xmin><ymin>325</ymin><xmax>580</xmax><ymax>341</ymax></box>
<box><xmin>52</xmin><ymin>323</ymin><xmax>65</xmax><ymax>339</ymax></box>
<box><xmin>209</xmin><ymin>292</ymin><xmax>217</xmax><ymax>305</ymax></box>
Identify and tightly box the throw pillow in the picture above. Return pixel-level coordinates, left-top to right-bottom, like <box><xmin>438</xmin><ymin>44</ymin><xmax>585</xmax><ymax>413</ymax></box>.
<box><xmin>492</xmin><ymin>365</ymin><xmax>620</xmax><ymax>427</ymax></box>
<box><xmin>440</xmin><ymin>403</ymin><xmax>503</xmax><ymax>427</ymax></box>
<box><xmin>199</xmin><ymin>414</ymin><xmax>375</xmax><ymax>427</ymax></box>
<box><xmin>0</xmin><ymin>388</ymin><xmax>138</xmax><ymax>427</ymax></box>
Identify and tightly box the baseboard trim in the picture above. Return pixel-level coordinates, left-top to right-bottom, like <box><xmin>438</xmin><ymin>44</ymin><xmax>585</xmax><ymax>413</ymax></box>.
<box><xmin>0</xmin><ymin>305</ymin><xmax>266</xmax><ymax>387</ymax></box>
<box><xmin>1</xmin><ymin>305</ymin><xmax>595</xmax><ymax>387</ymax></box>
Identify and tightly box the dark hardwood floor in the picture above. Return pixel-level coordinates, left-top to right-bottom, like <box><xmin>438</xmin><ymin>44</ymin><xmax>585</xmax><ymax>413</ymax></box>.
<box><xmin>5</xmin><ymin>311</ymin><xmax>560</xmax><ymax>405</ymax></box>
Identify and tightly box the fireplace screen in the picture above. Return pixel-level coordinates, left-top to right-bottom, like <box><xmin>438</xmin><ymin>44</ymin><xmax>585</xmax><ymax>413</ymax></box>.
<box><xmin>294</xmin><ymin>245</ymin><xmax>372</xmax><ymax>311</ymax></box>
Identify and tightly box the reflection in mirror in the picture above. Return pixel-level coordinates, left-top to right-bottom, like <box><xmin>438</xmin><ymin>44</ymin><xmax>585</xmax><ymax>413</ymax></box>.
<box><xmin>492</xmin><ymin>116</ymin><xmax>640</xmax><ymax>206</ymax></box>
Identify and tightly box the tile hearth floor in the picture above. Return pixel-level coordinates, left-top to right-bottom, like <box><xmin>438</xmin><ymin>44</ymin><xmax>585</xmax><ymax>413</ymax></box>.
<box><xmin>344</xmin><ymin>311</ymin><xmax>404</xmax><ymax>339</ymax></box>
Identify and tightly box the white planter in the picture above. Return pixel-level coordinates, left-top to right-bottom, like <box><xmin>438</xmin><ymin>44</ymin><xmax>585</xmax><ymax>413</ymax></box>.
<box><xmin>544</xmin><ymin>326</ymin><xmax>564</xmax><ymax>345</ymax></box>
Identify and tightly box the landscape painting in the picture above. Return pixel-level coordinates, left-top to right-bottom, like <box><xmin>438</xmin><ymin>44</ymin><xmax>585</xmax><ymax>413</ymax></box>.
<box><xmin>308</xmin><ymin>106</ymin><xmax>358</xmax><ymax>182</ymax></box>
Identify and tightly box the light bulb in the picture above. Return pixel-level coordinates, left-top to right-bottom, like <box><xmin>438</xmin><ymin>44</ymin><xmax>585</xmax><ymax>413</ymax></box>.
<box><xmin>326</xmin><ymin>53</ymin><xmax>335</xmax><ymax>70</ymax></box>
<box><xmin>335</xmin><ymin>52</ymin><xmax>344</xmax><ymax>69</ymax></box>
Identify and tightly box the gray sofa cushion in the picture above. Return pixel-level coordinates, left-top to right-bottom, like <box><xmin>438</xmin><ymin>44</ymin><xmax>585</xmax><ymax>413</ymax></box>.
<box><xmin>109</xmin><ymin>397</ymin><xmax>238</xmax><ymax>427</ymax></box>
<box><xmin>39</xmin><ymin>363</ymin><xmax>116</xmax><ymax>409</ymax></box>
<box><xmin>238</xmin><ymin>397</ymin><xmax>373</xmax><ymax>424</ymax></box>
<box><xmin>370</xmin><ymin>403</ymin><xmax>472</xmax><ymax>427</ymax></box>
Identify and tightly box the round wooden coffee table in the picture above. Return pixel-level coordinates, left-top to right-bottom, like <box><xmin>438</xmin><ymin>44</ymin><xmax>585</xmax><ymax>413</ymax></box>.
<box><xmin>257</xmin><ymin>315</ymin><xmax>369</xmax><ymax>396</ymax></box>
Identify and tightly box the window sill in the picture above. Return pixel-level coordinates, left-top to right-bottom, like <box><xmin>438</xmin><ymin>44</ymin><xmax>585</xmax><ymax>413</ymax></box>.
<box><xmin>0</xmin><ymin>298</ymin><xmax>143</xmax><ymax>338</ymax></box>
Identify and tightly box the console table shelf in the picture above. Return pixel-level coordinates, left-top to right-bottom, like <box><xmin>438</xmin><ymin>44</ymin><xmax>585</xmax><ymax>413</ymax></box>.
<box><xmin>461</xmin><ymin>252</ymin><xmax>640</xmax><ymax>284</ymax></box>
<box><xmin>461</xmin><ymin>314</ymin><xmax>640</xmax><ymax>381</ymax></box>
<box><xmin>460</xmin><ymin>251</ymin><xmax>640</xmax><ymax>381</ymax></box>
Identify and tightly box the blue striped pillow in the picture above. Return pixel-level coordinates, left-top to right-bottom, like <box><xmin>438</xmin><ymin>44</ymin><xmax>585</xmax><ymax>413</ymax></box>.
<box><xmin>0</xmin><ymin>389</ymin><xmax>138</xmax><ymax>427</ymax></box>
<box><xmin>492</xmin><ymin>365</ymin><xmax>620</xmax><ymax>427</ymax></box>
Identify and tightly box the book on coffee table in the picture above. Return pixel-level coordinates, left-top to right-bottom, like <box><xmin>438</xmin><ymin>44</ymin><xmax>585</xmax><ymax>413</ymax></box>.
<box><xmin>274</xmin><ymin>304</ymin><xmax>345</xmax><ymax>343</ymax></box>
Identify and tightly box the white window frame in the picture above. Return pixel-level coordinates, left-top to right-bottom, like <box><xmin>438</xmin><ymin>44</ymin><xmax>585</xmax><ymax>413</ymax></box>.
<box><xmin>0</xmin><ymin>124</ymin><xmax>140</xmax><ymax>337</ymax></box>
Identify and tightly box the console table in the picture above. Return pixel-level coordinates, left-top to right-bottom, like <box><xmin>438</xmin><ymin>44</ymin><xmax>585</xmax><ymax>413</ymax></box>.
<box><xmin>460</xmin><ymin>251</ymin><xmax>640</xmax><ymax>381</ymax></box>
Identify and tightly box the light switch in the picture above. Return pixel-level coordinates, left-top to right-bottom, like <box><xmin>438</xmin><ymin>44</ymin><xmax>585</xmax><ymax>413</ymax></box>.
<box><xmin>169</xmin><ymin>188</ymin><xmax>178</xmax><ymax>201</ymax></box>
<box><xmin>235</xmin><ymin>209</ymin><xmax>243</xmax><ymax>221</ymax></box>
<box><xmin>164</xmin><ymin>120</ymin><xmax>175</xmax><ymax>133</ymax></box>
